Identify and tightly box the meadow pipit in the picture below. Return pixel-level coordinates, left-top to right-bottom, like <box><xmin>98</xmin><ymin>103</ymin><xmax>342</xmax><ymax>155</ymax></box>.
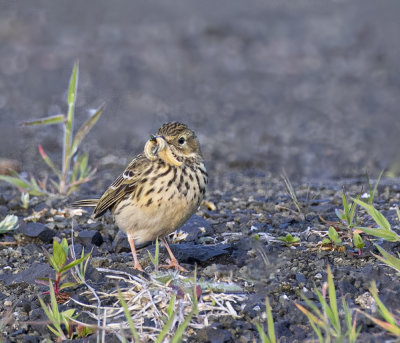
<box><xmin>73</xmin><ymin>122</ymin><xmax>208</xmax><ymax>271</ymax></box>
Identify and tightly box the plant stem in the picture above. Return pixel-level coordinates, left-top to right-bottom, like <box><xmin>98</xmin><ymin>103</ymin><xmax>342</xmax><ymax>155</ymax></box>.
<box><xmin>60</xmin><ymin>61</ymin><xmax>78</xmax><ymax>194</ymax></box>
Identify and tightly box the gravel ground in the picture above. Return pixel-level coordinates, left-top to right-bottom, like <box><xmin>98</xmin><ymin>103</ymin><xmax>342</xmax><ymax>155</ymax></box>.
<box><xmin>1</xmin><ymin>1</ymin><xmax>400</xmax><ymax>342</ymax></box>
<box><xmin>1</xmin><ymin>174</ymin><xmax>400</xmax><ymax>342</ymax></box>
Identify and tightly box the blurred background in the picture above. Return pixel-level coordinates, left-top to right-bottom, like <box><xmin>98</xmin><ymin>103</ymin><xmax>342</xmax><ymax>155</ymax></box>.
<box><xmin>0</xmin><ymin>0</ymin><xmax>399</xmax><ymax>181</ymax></box>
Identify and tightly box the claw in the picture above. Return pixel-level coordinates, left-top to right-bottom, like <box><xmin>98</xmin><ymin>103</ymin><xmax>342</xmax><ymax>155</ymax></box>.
<box><xmin>160</xmin><ymin>259</ymin><xmax>188</xmax><ymax>272</ymax></box>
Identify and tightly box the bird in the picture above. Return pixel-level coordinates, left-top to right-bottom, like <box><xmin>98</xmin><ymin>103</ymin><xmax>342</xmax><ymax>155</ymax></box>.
<box><xmin>72</xmin><ymin>122</ymin><xmax>208</xmax><ymax>272</ymax></box>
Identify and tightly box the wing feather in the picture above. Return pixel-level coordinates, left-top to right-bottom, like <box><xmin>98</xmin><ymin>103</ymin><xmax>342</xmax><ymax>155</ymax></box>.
<box><xmin>93</xmin><ymin>153</ymin><xmax>150</xmax><ymax>218</ymax></box>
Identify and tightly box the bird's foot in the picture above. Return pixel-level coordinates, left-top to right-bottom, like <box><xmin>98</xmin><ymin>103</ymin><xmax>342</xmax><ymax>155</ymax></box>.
<box><xmin>133</xmin><ymin>261</ymin><xmax>144</xmax><ymax>272</ymax></box>
<box><xmin>160</xmin><ymin>258</ymin><xmax>188</xmax><ymax>272</ymax></box>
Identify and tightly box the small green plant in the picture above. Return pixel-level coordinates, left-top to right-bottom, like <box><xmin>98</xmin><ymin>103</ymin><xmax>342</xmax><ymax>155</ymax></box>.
<box><xmin>322</xmin><ymin>226</ymin><xmax>342</xmax><ymax>247</ymax></box>
<box><xmin>37</xmin><ymin>238</ymin><xmax>91</xmax><ymax>294</ymax></box>
<box><xmin>295</xmin><ymin>266</ymin><xmax>361</xmax><ymax>343</ymax></box>
<box><xmin>0</xmin><ymin>215</ymin><xmax>19</xmax><ymax>234</ymax></box>
<box><xmin>147</xmin><ymin>237</ymin><xmax>160</xmax><ymax>271</ymax></box>
<box><xmin>0</xmin><ymin>61</ymin><xmax>104</xmax><ymax>196</ymax></box>
<box><xmin>366</xmin><ymin>170</ymin><xmax>384</xmax><ymax>205</ymax></box>
<box><xmin>359</xmin><ymin>282</ymin><xmax>400</xmax><ymax>336</ymax></box>
<box><xmin>277</xmin><ymin>233</ymin><xmax>300</xmax><ymax>245</ymax></box>
<box><xmin>353</xmin><ymin>198</ymin><xmax>400</xmax><ymax>242</ymax></box>
<box><xmin>352</xmin><ymin>232</ymin><xmax>364</xmax><ymax>250</ymax></box>
<box><xmin>256</xmin><ymin>297</ymin><xmax>277</xmax><ymax>343</ymax></box>
<box><xmin>38</xmin><ymin>280</ymin><xmax>77</xmax><ymax>341</ymax></box>
<box><xmin>20</xmin><ymin>192</ymin><xmax>29</xmax><ymax>209</ymax></box>
<box><xmin>335</xmin><ymin>190</ymin><xmax>359</xmax><ymax>229</ymax></box>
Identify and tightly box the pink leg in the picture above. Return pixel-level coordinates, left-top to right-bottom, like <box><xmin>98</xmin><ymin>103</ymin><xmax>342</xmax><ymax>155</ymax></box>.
<box><xmin>128</xmin><ymin>235</ymin><xmax>144</xmax><ymax>271</ymax></box>
<box><xmin>159</xmin><ymin>237</ymin><xmax>188</xmax><ymax>272</ymax></box>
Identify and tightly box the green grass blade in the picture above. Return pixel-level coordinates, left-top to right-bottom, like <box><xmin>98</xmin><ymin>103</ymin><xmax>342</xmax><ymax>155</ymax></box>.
<box><xmin>192</xmin><ymin>266</ymin><xmax>199</xmax><ymax>316</ymax></box>
<box><xmin>69</xmin><ymin>104</ymin><xmax>105</xmax><ymax>158</ymax></box>
<box><xmin>300</xmin><ymin>292</ymin><xmax>324</xmax><ymax>319</ymax></box>
<box><xmin>61</xmin><ymin>61</ymin><xmax>79</xmax><ymax>194</ymax></box>
<box><xmin>167</xmin><ymin>294</ymin><xmax>176</xmax><ymax>319</ymax></box>
<box><xmin>68</xmin><ymin>61</ymin><xmax>79</xmax><ymax>107</ymax></box>
<box><xmin>49</xmin><ymin>281</ymin><xmax>60</xmax><ymax>324</ymax></box>
<box><xmin>342</xmin><ymin>190</ymin><xmax>350</xmax><ymax>225</ymax></box>
<box><xmin>155</xmin><ymin>308</ymin><xmax>175</xmax><ymax>343</ymax></box>
<box><xmin>60</xmin><ymin>252</ymin><xmax>91</xmax><ymax>272</ymax></box>
<box><xmin>327</xmin><ymin>266</ymin><xmax>340</xmax><ymax>334</ymax></box>
<box><xmin>22</xmin><ymin>114</ymin><xmax>65</xmax><ymax>126</ymax></box>
<box><xmin>369</xmin><ymin>169</ymin><xmax>384</xmax><ymax>204</ymax></box>
<box><xmin>373</xmin><ymin>244</ymin><xmax>400</xmax><ymax>273</ymax></box>
<box><xmin>265</xmin><ymin>297</ymin><xmax>276</xmax><ymax>343</ymax></box>
<box><xmin>118</xmin><ymin>288</ymin><xmax>140</xmax><ymax>342</ymax></box>
<box><xmin>370</xmin><ymin>282</ymin><xmax>397</xmax><ymax>325</ymax></box>
<box><xmin>366</xmin><ymin>172</ymin><xmax>372</xmax><ymax>202</ymax></box>
<box><xmin>295</xmin><ymin>303</ymin><xmax>325</xmax><ymax>341</ymax></box>
<box><xmin>38</xmin><ymin>294</ymin><xmax>53</xmax><ymax>322</ymax></box>
<box><xmin>352</xmin><ymin>198</ymin><xmax>391</xmax><ymax>231</ymax></box>
<box><xmin>38</xmin><ymin>145</ymin><xmax>61</xmax><ymax>178</ymax></box>
<box><xmin>255</xmin><ymin>323</ymin><xmax>271</xmax><ymax>343</ymax></box>
<box><xmin>349</xmin><ymin>193</ymin><xmax>360</xmax><ymax>226</ymax></box>
<box><xmin>0</xmin><ymin>175</ymin><xmax>42</xmax><ymax>196</ymax></box>
<box><xmin>170</xmin><ymin>308</ymin><xmax>195</xmax><ymax>343</ymax></box>
<box><xmin>357</xmin><ymin>227</ymin><xmax>400</xmax><ymax>242</ymax></box>
<box><xmin>79</xmin><ymin>152</ymin><xmax>89</xmax><ymax>177</ymax></box>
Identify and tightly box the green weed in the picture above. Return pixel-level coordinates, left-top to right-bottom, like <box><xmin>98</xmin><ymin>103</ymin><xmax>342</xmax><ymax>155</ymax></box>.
<box><xmin>353</xmin><ymin>198</ymin><xmax>400</xmax><ymax>242</ymax></box>
<box><xmin>322</xmin><ymin>226</ymin><xmax>342</xmax><ymax>247</ymax></box>
<box><xmin>366</xmin><ymin>170</ymin><xmax>384</xmax><ymax>205</ymax></box>
<box><xmin>0</xmin><ymin>61</ymin><xmax>104</xmax><ymax>196</ymax></box>
<box><xmin>36</xmin><ymin>238</ymin><xmax>91</xmax><ymax>294</ymax></box>
<box><xmin>295</xmin><ymin>266</ymin><xmax>361</xmax><ymax>343</ymax></box>
<box><xmin>256</xmin><ymin>297</ymin><xmax>277</xmax><ymax>343</ymax></box>
<box><xmin>277</xmin><ymin>233</ymin><xmax>300</xmax><ymax>245</ymax></box>
<box><xmin>38</xmin><ymin>280</ymin><xmax>77</xmax><ymax>341</ymax></box>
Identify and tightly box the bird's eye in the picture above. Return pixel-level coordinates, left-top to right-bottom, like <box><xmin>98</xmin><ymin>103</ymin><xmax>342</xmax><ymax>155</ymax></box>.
<box><xmin>178</xmin><ymin>137</ymin><xmax>185</xmax><ymax>145</ymax></box>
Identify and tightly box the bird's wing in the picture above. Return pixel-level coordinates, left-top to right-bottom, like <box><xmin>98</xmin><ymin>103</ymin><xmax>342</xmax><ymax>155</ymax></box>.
<box><xmin>93</xmin><ymin>153</ymin><xmax>151</xmax><ymax>218</ymax></box>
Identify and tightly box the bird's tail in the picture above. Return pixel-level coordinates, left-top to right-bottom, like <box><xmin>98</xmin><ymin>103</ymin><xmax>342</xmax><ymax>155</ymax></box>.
<box><xmin>71</xmin><ymin>199</ymin><xmax>99</xmax><ymax>208</ymax></box>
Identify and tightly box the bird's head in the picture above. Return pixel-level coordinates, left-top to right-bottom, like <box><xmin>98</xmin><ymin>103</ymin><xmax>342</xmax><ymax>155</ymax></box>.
<box><xmin>144</xmin><ymin>122</ymin><xmax>202</xmax><ymax>166</ymax></box>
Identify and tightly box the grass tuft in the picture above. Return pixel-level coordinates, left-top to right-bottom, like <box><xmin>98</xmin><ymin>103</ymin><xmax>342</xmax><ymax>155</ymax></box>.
<box><xmin>0</xmin><ymin>61</ymin><xmax>104</xmax><ymax>196</ymax></box>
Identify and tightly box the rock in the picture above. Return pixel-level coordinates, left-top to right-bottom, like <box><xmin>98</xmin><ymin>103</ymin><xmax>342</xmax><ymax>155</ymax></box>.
<box><xmin>19</xmin><ymin>222</ymin><xmax>56</xmax><ymax>243</ymax></box>
<box><xmin>0</xmin><ymin>205</ymin><xmax>8</xmax><ymax>216</ymax></box>
<box><xmin>179</xmin><ymin>215</ymin><xmax>212</xmax><ymax>241</ymax></box>
<box><xmin>296</xmin><ymin>273</ymin><xmax>306</xmax><ymax>283</ymax></box>
<box><xmin>0</xmin><ymin>262</ymin><xmax>52</xmax><ymax>286</ymax></box>
<box><xmin>196</xmin><ymin>326</ymin><xmax>232</xmax><ymax>343</ymax></box>
<box><xmin>76</xmin><ymin>230</ymin><xmax>103</xmax><ymax>246</ymax></box>
<box><xmin>147</xmin><ymin>242</ymin><xmax>230</xmax><ymax>263</ymax></box>
<box><xmin>23</xmin><ymin>336</ymin><xmax>40</xmax><ymax>343</ymax></box>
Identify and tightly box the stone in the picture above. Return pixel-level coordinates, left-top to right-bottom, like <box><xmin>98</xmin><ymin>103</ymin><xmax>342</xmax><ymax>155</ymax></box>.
<box><xmin>19</xmin><ymin>222</ymin><xmax>56</xmax><ymax>243</ymax></box>
<box><xmin>147</xmin><ymin>242</ymin><xmax>230</xmax><ymax>263</ymax></box>
<box><xmin>0</xmin><ymin>262</ymin><xmax>52</xmax><ymax>286</ymax></box>
<box><xmin>179</xmin><ymin>215</ymin><xmax>212</xmax><ymax>241</ymax></box>
<box><xmin>76</xmin><ymin>230</ymin><xmax>103</xmax><ymax>246</ymax></box>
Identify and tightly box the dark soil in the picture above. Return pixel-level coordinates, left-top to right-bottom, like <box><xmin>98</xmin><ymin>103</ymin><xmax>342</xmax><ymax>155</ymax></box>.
<box><xmin>1</xmin><ymin>1</ymin><xmax>400</xmax><ymax>342</ymax></box>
